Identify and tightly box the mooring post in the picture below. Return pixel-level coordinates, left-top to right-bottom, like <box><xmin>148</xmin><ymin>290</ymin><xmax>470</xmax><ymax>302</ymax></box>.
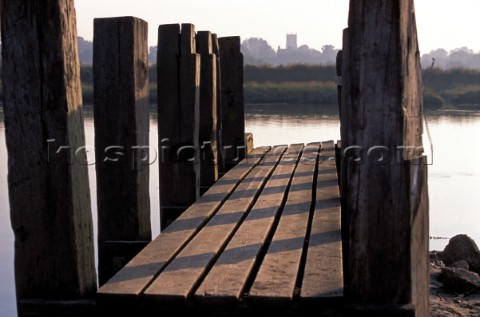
<box><xmin>1</xmin><ymin>0</ymin><xmax>96</xmax><ymax>314</ymax></box>
<box><xmin>335</xmin><ymin>46</ymin><xmax>350</xmax><ymax>298</ymax></box>
<box><xmin>93</xmin><ymin>16</ymin><xmax>151</xmax><ymax>286</ymax></box>
<box><xmin>158</xmin><ymin>24</ymin><xmax>201</xmax><ymax>230</ymax></box>
<box><xmin>211</xmin><ymin>33</ymin><xmax>225</xmax><ymax>175</ymax></box>
<box><xmin>218</xmin><ymin>36</ymin><xmax>245</xmax><ymax>172</ymax></box>
<box><xmin>342</xmin><ymin>1</ymin><xmax>429</xmax><ymax>316</ymax></box>
<box><xmin>336</xmin><ymin>50</ymin><xmax>343</xmax><ymax>117</ymax></box>
<box><xmin>197</xmin><ymin>31</ymin><xmax>219</xmax><ymax>195</ymax></box>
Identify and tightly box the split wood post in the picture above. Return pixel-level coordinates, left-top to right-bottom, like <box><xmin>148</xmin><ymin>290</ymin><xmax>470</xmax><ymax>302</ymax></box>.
<box><xmin>212</xmin><ymin>34</ymin><xmax>225</xmax><ymax>174</ymax></box>
<box><xmin>93</xmin><ymin>17</ymin><xmax>151</xmax><ymax>286</ymax></box>
<box><xmin>335</xmin><ymin>47</ymin><xmax>350</xmax><ymax>296</ymax></box>
<box><xmin>218</xmin><ymin>36</ymin><xmax>245</xmax><ymax>172</ymax></box>
<box><xmin>342</xmin><ymin>1</ymin><xmax>429</xmax><ymax>316</ymax></box>
<box><xmin>157</xmin><ymin>24</ymin><xmax>201</xmax><ymax>230</ymax></box>
<box><xmin>336</xmin><ymin>50</ymin><xmax>343</xmax><ymax>119</ymax></box>
<box><xmin>336</xmin><ymin>48</ymin><xmax>343</xmax><ymax>181</ymax></box>
<box><xmin>196</xmin><ymin>31</ymin><xmax>219</xmax><ymax>195</ymax></box>
<box><xmin>0</xmin><ymin>0</ymin><xmax>96</xmax><ymax>313</ymax></box>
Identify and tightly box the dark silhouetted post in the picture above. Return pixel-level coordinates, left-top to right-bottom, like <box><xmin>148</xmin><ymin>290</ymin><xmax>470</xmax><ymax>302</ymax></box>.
<box><xmin>342</xmin><ymin>1</ymin><xmax>429</xmax><ymax>316</ymax></box>
<box><xmin>0</xmin><ymin>0</ymin><xmax>96</xmax><ymax>313</ymax></box>
<box><xmin>219</xmin><ymin>36</ymin><xmax>245</xmax><ymax>172</ymax></box>
<box><xmin>93</xmin><ymin>16</ymin><xmax>151</xmax><ymax>286</ymax></box>
<box><xmin>197</xmin><ymin>31</ymin><xmax>219</xmax><ymax>194</ymax></box>
<box><xmin>158</xmin><ymin>24</ymin><xmax>201</xmax><ymax>230</ymax></box>
<box><xmin>212</xmin><ymin>33</ymin><xmax>225</xmax><ymax>174</ymax></box>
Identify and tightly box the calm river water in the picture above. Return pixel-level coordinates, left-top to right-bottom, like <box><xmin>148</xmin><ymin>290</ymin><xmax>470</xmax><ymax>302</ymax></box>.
<box><xmin>1</xmin><ymin>104</ymin><xmax>479</xmax><ymax>316</ymax></box>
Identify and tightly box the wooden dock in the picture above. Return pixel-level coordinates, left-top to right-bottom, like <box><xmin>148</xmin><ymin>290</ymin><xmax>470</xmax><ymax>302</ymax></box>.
<box><xmin>97</xmin><ymin>141</ymin><xmax>343</xmax><ymax>315</ymax></box>
<box><xmin>2</xmin><ymin>1</ymin><xmax>430</xmax><ymax>316</ymax></box>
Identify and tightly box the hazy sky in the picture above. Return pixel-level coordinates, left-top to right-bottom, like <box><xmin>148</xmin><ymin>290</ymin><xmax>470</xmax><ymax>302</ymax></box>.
<box><xmin>75</xmin><ymin>0</ymin><xmax>480</xmax><ymax>53</ymax></box>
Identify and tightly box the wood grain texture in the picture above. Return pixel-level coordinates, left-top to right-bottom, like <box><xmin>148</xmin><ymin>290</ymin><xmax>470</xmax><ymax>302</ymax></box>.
<box><xmin>176</xmin><ymin>23</ymin><xmax>201</xmax><ymax>220</ymax></box>
<box><xmin>300</xmin><ymin>141</ymin><xmax>343</xmax><ymax>302</ymax></box>
<box><xmin>408</xmin><ymin>156</ymin><xmax>429</xmax><ymax>317</ymax></box>
<box><xmin>93</xmin><ymin>16</ymin><xmax>151</xmax><ymax>285</ymax></box>
<box><xmin>219</xmin><ymin>37</ymin><xmax>245</xmax><ymax>170</ymax></box>
<box><xmin>197</xmin><ymin>31</ymin><xmax>219</xmax><ymax>191</ymax></box>
<box><xmin>248</xmin><ymin>143</ymin><xmax>320</xmax><ymax>305</ymax></box>
<box><xmin>195</xmin><ymin>144</ymin><xmax>304</xmax><ymax>305</ymax></box>
<box><xmin>97</xmin><ymin>147</ymin><xmax>270</xmax><ymax>300</ymax></box>
<box><xmin>157</xmin><ymin>24</ymin><xmax>181</xmax><ymax>229</ymax></box>
<box><xmin>158</xmin><ymin>24</ymin><xmax>201</xmax><ymax>229</ymax></box>
<box><xmin>342</xmin><ymin>1</ymin><xmax>429</xmax><ymax>314</ymax></box>
<box><xmin>211</xmin><ymin>33</ymin><xmax>224</xmax><ymax>174</ymax></box>
<box><xmin>0</xmin><ymin>0</ymin><xmax>96</xmax><ymax>298</ymax></box>
<box><xmin>143</xmin><ymin>146</ymin><xmax>287</xmax><ymax>304</ymax></box>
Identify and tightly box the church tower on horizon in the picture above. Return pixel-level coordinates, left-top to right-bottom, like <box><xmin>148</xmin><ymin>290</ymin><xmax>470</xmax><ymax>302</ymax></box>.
<box><xmin>286</xmin><ymin>33</ymin><xmax>297</xmax><ymax>50</ymax></box>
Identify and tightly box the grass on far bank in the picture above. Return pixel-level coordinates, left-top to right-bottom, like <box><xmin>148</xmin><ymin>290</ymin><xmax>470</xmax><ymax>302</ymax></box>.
<box><xmin>244</xmin><ymin>81</ymin><xmax>338</xmax><ymax>105</ymax></box>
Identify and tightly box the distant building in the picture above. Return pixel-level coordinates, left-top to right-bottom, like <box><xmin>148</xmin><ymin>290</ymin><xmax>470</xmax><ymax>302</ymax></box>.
<box><xmin>286</xmin><ymin>33</ymin><xmax>297</xmax><ymax>50</ymax></box>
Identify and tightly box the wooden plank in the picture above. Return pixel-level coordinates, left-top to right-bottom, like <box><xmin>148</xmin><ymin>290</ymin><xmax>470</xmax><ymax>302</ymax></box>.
<box><xmin>211</xmin><ymin>33</ymin><xmax>224</xmax><ymax>174</ymax></box>
<box><xmin>409</xmin><ymin>156</ymin><xmax>430</xmax><ymax>317</ymax></box>
<box><xmin>339</xmin><ymin>29</ymin><xmax>351</xmax><ymax>293</ymax></box>
<box><xmin>157</xmin><ymin>23</ymin><xmax>181</xmax><ymax>229</ymax></box>
<box><xmin>219</xmin><ymin>36</ymin><xmax>245</xmax><ymax>171</ymax></box>
<box><xmin>197</xmin><ymin>30</ymin><xmax>219</xmax><ymax>193</ymax></box>
<box><xmin>245</xmin><ymin>132</ymin><xmax>254</xmax><ymax>154</ymax></box>
<box><xmin>248</xmin><ymin>143</ymin><xmax>321</xmax><ymax>305</ymax></box>
<box><xmin>195</xmin><ymin>144</ymin><xmax>304</xmax><ymax>305</ymax></box>
<box><xmin>143</xmin><ymin>145</ymin><xmax>288</xmax><ymax>304</ymax></box>
<box><xmin>158</xmin><ymin>24</ymin><xmax>201</xmax><ymax>229</ymax></box>
<box><xmin>0</xmin><ymin>0</ymin><xmax>96</xmax><ymax>298</ymax></box>
<box><xmin>93</xmin><ymin>16</ymin><xmax>151</xmax><ymax>286</ymax></box>
<box><xmin>97</xmin><ymin>147</ymin><xmax>270</xmax><ymax>300</ymax></box>
<box><xmin>300</xmin><ymin>141</ymin><xmax>343</xmax><ymax>302</ymax></box>
<box><xmin>179</xmin><ymin>24</ymin><xmax>201</xmax><ymax>182</ymax></box>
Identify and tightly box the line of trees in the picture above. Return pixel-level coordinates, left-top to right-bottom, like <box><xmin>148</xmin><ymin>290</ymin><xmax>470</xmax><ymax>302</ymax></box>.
<box><xmin>421</xmin><ymin>47</ymin><xmax>480</xmax><ymax>70</ymax></box>
<box><xmin>51</xmin><ymin>37</ymin><xmax>480</xmax><ymax>70</ymax></box>
<box><xmin>241</xmin><ymin>37</ymin><xmax>339</xmax><ymax>65</ymax></box>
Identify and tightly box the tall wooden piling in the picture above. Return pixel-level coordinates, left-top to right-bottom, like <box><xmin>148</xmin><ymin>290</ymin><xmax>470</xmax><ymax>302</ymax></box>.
<box><xmin>158</xmin><ymin>24</ymin><xmax>201</xmax><ymax>230</ymax></box>
<box><xmin>197</xmin><ymin>31</ymin><xmax>219</xmax><ymax>194</ymax></box>
<box><xmin>0</xmin><ymin>0</ymin><xmax>96</xmax><ymax>310</ymax></box>
<box><xmin>211</xmin><ymin>33</ymin><xmax>225</xmax><ymax>174</ymax></box>
<box><xmin>342</xmin><ymin>1</ymin><xmax>429</xmax><ymax>316</ymax></box>
<box><xmin>93</xmin><ymin>17</ymin><xmax>151</xmax><ymax>285</ymax></box>
<box><xmin>219</xmin><ymin>37</ymin><xmax>245</xmax><ymax>172</ymax></box>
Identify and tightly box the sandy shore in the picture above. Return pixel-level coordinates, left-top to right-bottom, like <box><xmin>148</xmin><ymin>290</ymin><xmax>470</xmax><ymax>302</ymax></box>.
<box><xmin>430</xmin><ymin>261</ymin><xmax>480</xmax><ymax>316</ymax></box>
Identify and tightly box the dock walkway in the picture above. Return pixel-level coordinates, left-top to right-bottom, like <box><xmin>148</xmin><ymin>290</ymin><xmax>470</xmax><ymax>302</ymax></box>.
<box><xmin>98</xmin><ymin>141</ymin><xmax>344</xmax><ymax>315</ymax></box>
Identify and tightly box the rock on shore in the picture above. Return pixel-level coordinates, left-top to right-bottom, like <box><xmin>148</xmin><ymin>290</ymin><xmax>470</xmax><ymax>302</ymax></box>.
<box><xmin>430</xmin><ymin>234</ymin><xmax>480</xmax><ymax>317</ymax></box>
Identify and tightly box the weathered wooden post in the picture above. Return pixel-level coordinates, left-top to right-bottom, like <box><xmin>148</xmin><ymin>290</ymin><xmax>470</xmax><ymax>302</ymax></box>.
<box><xmin>197</xmin><ymin>31</ymin><xmax>219</xmax><ymax>194</ymax></box>
<box><xmin>219</xmin><ymin>37</ymin><xmax>245</xmax><ymax>172</ymax></box>
<box><xmin>336</xmin><ymin>50</ymin><xmax>343</xmax><ymax>116</ymax></box>
<box><xmin>1</xmin><ymin>0</ymin><xmax>96</xmax><ymax>314</ymax></box>
<box><xmin>212</xmin><ymin>34</ymin><xmax>225</xmax><ymax>174</ymax></box>
<box><xmin>93</xmin><ymin>17</ymin><xmax>151</xmax><ymax>286</ymax></box>
<box><xmin>158</xmin><ymin>24</ymin><xmax>201</xmax><ymax>230</ymax></box>
<box><xmin>342</xmin><ymin>1</ymin><xmax>429</xmax><ymax>316</ymax></box>
<box><xmin>335</xmin><ymin>47</ymin><xmax>350</xmax><ymax>294</ymax></box>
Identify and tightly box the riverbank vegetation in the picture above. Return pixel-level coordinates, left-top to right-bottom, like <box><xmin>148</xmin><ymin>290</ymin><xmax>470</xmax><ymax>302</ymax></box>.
<box><xmin>2</xmin><ymin>64</ymin><xmax>479</xmax><ymax>110</ymax></box>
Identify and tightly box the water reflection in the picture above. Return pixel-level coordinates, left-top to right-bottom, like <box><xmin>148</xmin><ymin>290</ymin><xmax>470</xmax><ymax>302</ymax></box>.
<box><xmin>245</xmin><ymin>104</ymin><xmax>341</xmax><ymax>147</ymax></box>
